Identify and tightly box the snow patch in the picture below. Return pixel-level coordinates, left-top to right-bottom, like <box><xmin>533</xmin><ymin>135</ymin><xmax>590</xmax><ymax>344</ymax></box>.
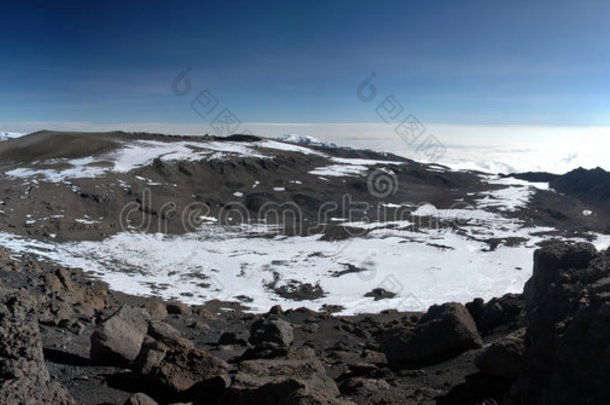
<box><xmin>309</xmin><ymin>165</ymin><xmax>368</xmax><ymax>177</ymax></box>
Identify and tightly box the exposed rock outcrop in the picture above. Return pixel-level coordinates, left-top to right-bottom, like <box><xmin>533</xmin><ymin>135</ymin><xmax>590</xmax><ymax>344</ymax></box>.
<box><xmin>0</xmin><ymin>289</ymin><xmax>75</xmax><ymax>404</ymax></box>
<box><xmin>520</xmin><ymin>242</ymin><xmax>610</xmax><ymax>404</ymax></box>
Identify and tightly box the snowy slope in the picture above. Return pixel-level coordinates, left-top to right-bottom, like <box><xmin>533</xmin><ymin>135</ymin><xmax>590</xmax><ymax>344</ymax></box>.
<box><xmin>0</xmin><ymin>131</ymin><xmax>607</xmax><ymax>314</ymax></box>
<box><xmin>278</xmin><ymin>133</ymin><xmax>338</xmax><ymax>148</ymax></box>
<box><xmin>0</xmin><ymin>131</ymin><xmax>24</xmax><ymax>141</ymax></box>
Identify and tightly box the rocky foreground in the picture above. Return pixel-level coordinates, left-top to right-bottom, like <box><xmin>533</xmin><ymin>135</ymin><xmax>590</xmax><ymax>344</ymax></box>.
<box><xmin>0</xmin><ymin>241</ymin><xmax>609</xmax><ymax>404</ymax></box>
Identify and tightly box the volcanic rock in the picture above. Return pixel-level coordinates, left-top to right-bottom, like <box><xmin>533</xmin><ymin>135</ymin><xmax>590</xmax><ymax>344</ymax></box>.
<box><xmin>145</xmin><ymin>300</ymin><xmax>168</xmax><ymax>321</ymax></box>
<box><xmin>380</xmin><ymin>302</ymin><xmax>482</xmax><ymax>368</ymax></box>
<box><xmin>90</xmin><ymin>305</ymin><xmax>150</xmax><ymax>366</ymax></box>
<box><xmin>249</xmin><ymin>316</ymin><xmax>294</xmax><ymax>347</ymax></box>
<box><xmin>475</xmin><ymin>328</ymin><xmax>525</xmax><ymax>379</ymax></box>
<box><xmin>520</xmin><ymin>242</ymin><xmax>610</xmax><ymax>404</ymax></box>
<box><xmin>0</xmin><ymin>289</ymin><xmax>75</xmax><ymax>404</ymax></box>
<box><xmin>124</xmin><ymin>392</ymin><xmax>158</xmax><ymax>405</ymax></box>
<box><xmin>166</xmin><ymin>301</ymin><xmax>191</xmax><ymax>315</ymax></box>
<box><xmin>220</xmin><ymin>356</ymin><xmax>349</xmax><ymax>404</ymax></box>
<box><xmin>146</xmin><ymin>346</ymin><xmax>229</xmax><ymax>393</ymax></box>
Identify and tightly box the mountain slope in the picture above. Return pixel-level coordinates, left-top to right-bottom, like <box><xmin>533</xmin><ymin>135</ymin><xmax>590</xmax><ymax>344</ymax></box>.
<box><xmin>0</xmin><ymin>130</ymin><xmax>608</xmax><ymax>314</ymax></box>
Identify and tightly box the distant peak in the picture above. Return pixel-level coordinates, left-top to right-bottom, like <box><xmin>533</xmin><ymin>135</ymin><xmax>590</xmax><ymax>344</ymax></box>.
<box><xmin>277</xmin><ymin>133</ymin><xmax>338</xmax><ymax>148</ymax></box>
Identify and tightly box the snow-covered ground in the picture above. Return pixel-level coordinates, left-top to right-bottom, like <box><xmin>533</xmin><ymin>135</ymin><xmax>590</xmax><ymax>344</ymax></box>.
<box><xmin>1</xmin><ymin>133</ymin><xmax>608</xmax><ymax>314</ymax></box>
<box><xmin>0</xmin><ymin>131</ymin><xmax>24</xmax><ymax>141</ymax></box>
<box><xmin>277</xmin><ymin>134</ymin><xmax>338</xmax><ymax>148</ymax></box>
<box><xmin>0</xmin><ymin>189</ymin><xmax>608</xmax><ymax>315</ymax></box>
<box><xmin>3</xmin><ymin>138</ymin><xmax>390</xmax><ymax>183</ymax></box>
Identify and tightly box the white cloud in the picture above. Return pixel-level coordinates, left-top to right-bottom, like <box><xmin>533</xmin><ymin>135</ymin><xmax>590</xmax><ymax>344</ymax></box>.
<box><xmin>2</xmin><ymin>121</ymin><xmax>610</xmax><ymax>174</ymax></box>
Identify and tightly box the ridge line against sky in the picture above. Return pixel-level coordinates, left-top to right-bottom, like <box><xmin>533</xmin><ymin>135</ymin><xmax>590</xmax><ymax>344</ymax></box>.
<box><xmin>2</xmin><ymin>121</ymin><xmax>610</xmax><ymax>175</ymax></box>
<box><xmin>2</xmin><ymin>0</ymin><xmax>609</xmax><ymax>174</ymax></box>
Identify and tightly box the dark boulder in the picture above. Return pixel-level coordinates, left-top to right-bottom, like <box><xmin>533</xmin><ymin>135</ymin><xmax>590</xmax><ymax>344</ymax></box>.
<box><xmin>475</xmin><ymin>328</ymin><xmax>524</xmax><ymax>379</ymax></box>
<box><xmin>219</xmin><ymin>356</ymin><xmax>352</xmax><ymax>404</ymax></box>
<box><xmin>141</xmin><ymin>344</ymin><xmax>229</xmax><ymax>393</ymax></box>
<box><xmin>249</xmin><ymin>316</ymin><xmax>294</xmax><ymax>347</ymax></box>
<box><xmin>520</xmin><ymin>242</ymin><xmax>610</xmax><ymax>404</ymax></box>
<box><xmin>467</xmin><ymin>293</ymin><xmax>525</xmax><ymax>334</ymax></box>
<box><xmin>380</xmin><ymin>302</ymin><xmax>482</xmax><ymax>368</ymax></box>
<box><xmin>90</xmin><ymin>305</ymin><xmax>150</xmax><ymax>366</ymax></box>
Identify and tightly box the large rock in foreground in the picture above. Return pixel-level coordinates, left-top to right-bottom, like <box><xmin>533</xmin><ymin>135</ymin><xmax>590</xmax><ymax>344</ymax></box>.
<box><xmin>0</xmin><ymin>290</ymin><xmax>75</xmax><ymax>404</ymax></box>
<box><xmin>475</xmin><ymin>328</ymin><xmax>525</xmax><ymax>379</ymax></box>
<box><xmin>521</xmin><ymin>242</ymin><xmax>610</xmax><ymax>404</ymax></box>
<box><xmin>148</xmin><ymin>346</ymin><xmax>229</xmax><ymax>393</ymax></box>
<box><xmin>220</xmin><ymin>353</ymin><xmax>352</xmax><ymax>404</ymax></box>
<box><xmin>380</xmin><ymin>302</ymin><xmax>482</xmax><ymax>368</ymax></box>
<box><xmin>134</xmin><ymin>334</ymin><xmax>229</xmax><ymax>393</ymax></box>
<box><xmin>90</xmin><ymin>305</ymin><xmax>150</xmax><ymax>366</ymax></box>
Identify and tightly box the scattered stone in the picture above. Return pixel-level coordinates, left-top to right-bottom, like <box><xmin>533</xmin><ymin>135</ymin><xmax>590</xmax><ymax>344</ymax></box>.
<box><xmin>249</xmin><ymin>317</ymin><xmax>294</xmax><ymax>347</ymax></box>
<box><xmin>58</xmin><ymin>319</ymin><xmax>87</xmax><ymax>335</ymax></box>
<box><xmin>267</xmin><ymin>304</ymin><xmax>283</xmax><ymax>315</ymax></box>
<box><xmin>133</xmin><ymin>336</ymin><xmax>168</xmax><ymax>375</ymax></box>
<box><xmin>364</xmin><ymin>288</ymin><xmax>397</xmax><ymax>301</ymax></box>
<box><xmin>45</xmin><ymin>300</ymin><xmax>75</xmax><ymax>325</ymax></box>
<box><xmin>360</xmin><ymin>349</ymin><xmax>388</xmax><ymax>365</ymax></box>
<box><xmin>339</xmin><ymin>377</ymin><xmax>391</xmax><ymax>395</ymax></box>
<box><xmin>145</xmin><ymin>301</ymin><xmax>168</xmax><ymax>321</ymax></box>
<box><xmin>148</xmin><ymin>321</ymin><xmax>193</xmax><ymax>348</ymax></box>
<box><xmin>192</xmin><ymin>306</ymin><xmax>216</xmax><ymax>319</ymax></box>
<box><xmin>220</xmin><ymin>378</ymin><xmax>353</xmax><ymax>405</ymax></box>
<box><xmin>166</xmin><ymin>301</ymin><xmax>191</xmax><ymax>315</ymax></box>
<box><xmin>124</xmin><ymin>392</ymin><xmax>158</xmax><ymax>405</ymax></box>
<box><xmin>189</xmin><ymin>321</ymin><xmax>210</xmax><ymax>330</ymax></box>
<box><xmin>74</xmin><ymin>302</ymin><xmax>95</xmax><ymax>318</ymax></box>
<box><xmin>43</xmin><ymin>272</ymin><xmax>63</xmax><ymax>295</ymax></box>
<box><xmin>478</xmin><ymin>294</ymin><xmax>524</xmax><ymax>333</ymax></box>
<box><xmin>218</xmin><ymin>331</ymin><xmax>247</xmax><ymax>346</ymax></box>
<box><xmin>56</xmin><ymin>268</ymin><xmax>81</xmax><ymax>299</ymax></box>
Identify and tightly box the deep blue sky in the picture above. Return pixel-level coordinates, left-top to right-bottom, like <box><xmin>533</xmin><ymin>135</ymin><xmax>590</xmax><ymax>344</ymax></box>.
<box><xmin>1</xmin><ymin>0</ymin><xmax>609</xmax><ymax>129</ymax></box>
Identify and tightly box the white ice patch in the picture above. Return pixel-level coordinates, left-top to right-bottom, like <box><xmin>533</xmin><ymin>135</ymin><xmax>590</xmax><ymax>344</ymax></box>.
<box><xmin>257</xmin><ymin>140</ymin><xmax>327</xmax><ymax>156</ymax></box>
<box><xmin>475</xmin><ymin>176</ymin><xmax>549</xmax><ymax>212</ymax></box>
<box><xmin>3</xmin><ymin>140</ymin><xmax>271</xmax><ymax>183</ymax></box>
<box><xmin>329</xmin><ymin>157</ymin><xmax>404</xmax><ymax>166</ymax></box>
<box><xmin>75</xmin><ymin>218</ymin><xmax>100</xmax><ymax>225</ymax></box>
<box><xmin>309</xmin><ymin>165</ymin><xmax>368</xmax><ymax>177</ymax></box>
<box><xmin>0</xmin><ymin>219</ymin><xmax>605</xmax><ymax>315</ymax></box>
<box><xmin>277</xmin><ymin>134</ymin><xmax>322</xmax><ymax>144</ymax></box>
<box><xmin>0</xmin><ymin>131</ymin><xmax>24</xmax><ymax>141</ymax></box>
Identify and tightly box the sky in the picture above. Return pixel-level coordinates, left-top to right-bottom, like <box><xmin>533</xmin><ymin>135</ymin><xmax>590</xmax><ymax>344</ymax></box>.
<box><xmin>1</xmin><ymin>0</ymin><xmax>609</xmax><ymax>172</ymax></box>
